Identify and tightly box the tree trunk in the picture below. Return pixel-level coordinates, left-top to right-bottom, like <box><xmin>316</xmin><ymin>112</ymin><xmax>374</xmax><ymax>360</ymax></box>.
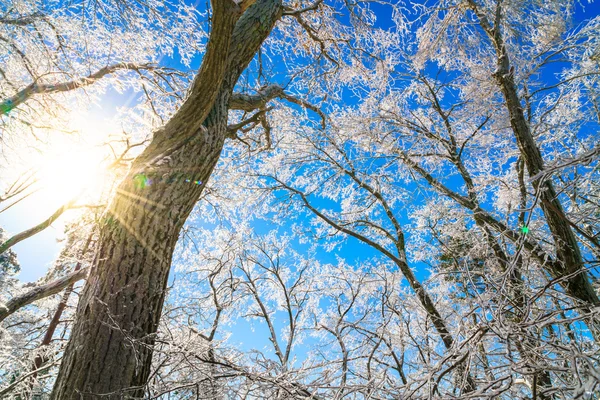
<box><xmin>50</xmin><ymin>1</ymin><xmax>282</xmax><ymax>398</ymax></box>
<box><xmin>466</xmin><ymin>0</ymin><xmax>599</xmax><ymax>308</ymax></box>
<box><xmin>494</xmin><ymin>61</ymin><xmax>599</xmax><ymax>308</ymax></box>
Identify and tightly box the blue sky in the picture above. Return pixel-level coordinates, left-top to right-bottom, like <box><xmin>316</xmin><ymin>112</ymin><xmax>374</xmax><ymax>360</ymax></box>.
<box><xmin>1</xmin><ymin>0</ymin><xmax>599</xmax><ymax>383</ymax></box>
<box><xmin>1</xmin><ymin>0</ymin><xmax>599</xmax><ymax>292</ymax></box>
<box><xmin>0</xmin><ymin>87</ymin><xmax>141</xmax><ymax>282</ymax></box>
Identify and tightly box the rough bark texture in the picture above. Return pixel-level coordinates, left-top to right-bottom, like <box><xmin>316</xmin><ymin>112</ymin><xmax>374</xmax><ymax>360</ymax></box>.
<box><xmin>50</xmin><ymin>0</ymin><xmax>283</xmax><ymax>398</ymax></box>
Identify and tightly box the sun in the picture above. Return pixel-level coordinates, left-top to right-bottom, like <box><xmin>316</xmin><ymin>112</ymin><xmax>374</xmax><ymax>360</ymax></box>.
<box><xmin>36</xmin><ymin>141</ymin><xmax>109</xmax><ymax>207</ymax></box>
<box><xmin>0</xmin><ymin>108</ymin><xmax>124</xmax><ymax>229</ymax></box>
<box><xmin>26</xmin><ymin>111</ymin><xmax>117</xmax><ymax>216</ymax></box>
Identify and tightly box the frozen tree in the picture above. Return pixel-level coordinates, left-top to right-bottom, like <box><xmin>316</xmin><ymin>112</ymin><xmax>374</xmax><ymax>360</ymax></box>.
<box><xmin>0</xmin><ymin>0</ymin><xmax>599</xmax><ymax>398</ymax></box>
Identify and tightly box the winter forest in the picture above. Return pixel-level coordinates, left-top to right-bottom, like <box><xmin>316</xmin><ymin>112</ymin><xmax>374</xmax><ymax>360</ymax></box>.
<box><xmin>1</xmin><ymin>0</ymin><xmax>600</xmax><ymax>398</ymax></box>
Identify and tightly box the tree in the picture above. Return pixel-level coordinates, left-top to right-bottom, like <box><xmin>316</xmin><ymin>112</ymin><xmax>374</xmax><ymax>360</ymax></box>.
<box><xmin>49</xmin><ymin>0</ymin><xmax>287</xmax><ymax>397</ymax></box>
<box><xmin>1</xmin><ymin>0</ymin><xmax>599</xmax><ymax>398</ymax></box>
<box><xmin>189</xmin><ymin>0</ymin><xmax>599</xmax><ymax>395</ymax></box>
<box><xmin>463</xmin><ymin>0</ymin><xmax>599</xmax><ymax>310</ymax></box>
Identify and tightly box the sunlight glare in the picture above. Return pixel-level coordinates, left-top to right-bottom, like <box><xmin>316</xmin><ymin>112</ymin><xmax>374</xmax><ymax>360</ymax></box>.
<box><xmin>33</xmin><ymin>111</ymin><xmax>116</xmax><ymax>213</ymax></box>
<box><xmin>37</xmin><ymin>144</ymin><xmax>107</xmax><ymax>205</ymax></box>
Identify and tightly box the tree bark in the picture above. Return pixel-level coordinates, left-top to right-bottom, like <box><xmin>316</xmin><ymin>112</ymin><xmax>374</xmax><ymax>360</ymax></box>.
<box><xmin>50</xmin><ymin>0</ymin><xmax>283</xmax><ymax>398</ymax></box>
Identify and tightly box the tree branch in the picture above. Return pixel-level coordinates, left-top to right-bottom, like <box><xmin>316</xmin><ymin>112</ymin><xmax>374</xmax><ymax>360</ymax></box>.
<box><xmin>0</xmin><ymin>267</ymin><xmax>88</xmax><ymax>323</ymax></box>
<box><xmin>230</xmin><ymin>84</ymin><xmax>326</xmax><ymax>128</ymax></box>
<box><xmin>0</xmin><ymin>199</ymin><xmax>76</xmax><ymax>254</ymax></box>
<box><xmin>137</xmin><ymin>0</ymin><xmax>244</xmax><ymax>164</ymax></box>
<box><xmin>0</xmin><ymin>361</ymin><xmax>60</xmax><ymax>397</ymax></box>
<box><xmin>0</xmin><ymin>12</ymin><xmax>45</xmax><ymax>26</ymax></box>
<box><xmin>282</xmin><ymin>0</ymin><xmax>323</xmax><ymax>16</ymax></box>
<box><xmin>229</xmin><ymin>85</ymin><xmax>285</xmax><ymax>111</ymax></box>
<box><xmin>0</xmin><ymin>63</ymin><xmax>157</xmax><ymax>115</ymax></box>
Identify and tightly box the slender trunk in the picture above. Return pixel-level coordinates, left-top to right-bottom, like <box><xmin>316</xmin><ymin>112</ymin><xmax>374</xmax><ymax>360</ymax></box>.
<box><xmin>286</xmin><ymin>178</ymin><xmax>477</xmax><ymax>392</ymax></box>
<box><xmin>456</xmin><ymin>153</ymin><xmax>554</xmax><ymax>398</ymax></box>
<box><xmin>327</xmin><ymin>153</ymin><xmax>477</xmax><ymax>391</ymax></box>
<box><xmin>32</xmin><ymin>233</ymin><xmax>94</xmax><ymax>382</ymax></box>
<box><xmin>495</xmin><ymin>62</ymin><xmax>598</xmax><ymax>307</ymax></box>
<box><xmin>50</xmin><ymin>1</ymin><xmax>282</xmax><ymax>398</ymax></box>
<box><xmin>467</xmin><ymin>0</ymin><xmax>599</xmax><ymax>309</ymax></box>
<box><xmin>29</xmin><ymin>264</ymin><xmax>81</xmax><ymax>394</ymax></box>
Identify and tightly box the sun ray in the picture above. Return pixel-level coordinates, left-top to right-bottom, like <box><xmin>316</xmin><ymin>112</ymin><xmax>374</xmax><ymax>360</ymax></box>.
<box><xmin>107</xmin><ymin>208</ymin><xmax>166</xmax><ymax>264</ymax></box>
<box><xmin>115</xmin><ymin>187</ymin><xmax>167</xmax><ymax>209</ymax></box>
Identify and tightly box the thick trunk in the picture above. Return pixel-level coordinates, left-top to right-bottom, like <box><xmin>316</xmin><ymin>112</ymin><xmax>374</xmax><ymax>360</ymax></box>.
<box><xmin>50</xmin><ymin>117</ymin><xmax>226</xmax><ymax>399</ymax></box>
<box><xmin>50</xmin><ymin>1</ymin><xmax>282</xmax><ymax>398</ymax></box>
